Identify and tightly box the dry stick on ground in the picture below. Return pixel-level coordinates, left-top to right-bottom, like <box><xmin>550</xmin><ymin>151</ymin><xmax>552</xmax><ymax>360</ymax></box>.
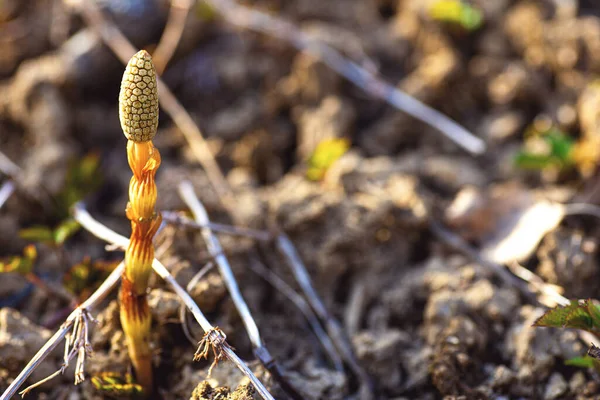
<box><xmin>152</xmin><ymin>0</ymin><xmax>194</xmax><ymax>74</ymax></box>
<box><xmin>161</xmin><ymin>211</ymin><xmax>272</xmax><ymax>241</ymax></box>
<box><xmin>202</xmin><ymin>0</ymin><xmax>486</xmax><ymax>155</ymax></box>
<box><xmin>72</xmin><ymin>203</ymin><xmax>276</xmax><ymax>400</ymax></box>
<box><xmin>0</xmin><ymin>262</ymin><xmax>124</xmax><ymax>400</ymax></box>
<box><xmin>180</xmin><ymin>262</ymin><xmax>216</xmax><ymax>345</ymax></box>
<box><xmin>177</xmin><ymin>181</ymin><xmax>305</xmax><ymax>400</ymax></box>
<box><xmin>274</xmin><ymin>233</ymin><xmax>375</xmax><ymax>396</ymax></box>
<box><xmin>0</xmin><ymin>150</ymin><xmax>21</xmax><ymax>178</ymax></box>
<box><xmin>178</xmin><ymin>181</ymin><xmax>262</xmax><ymax>347</ymax></box>
<box><xmin>248</xmin><ymin>257</ymin><xmax>345</xmax><ymax>373</ymax></box>
<box><xmin>72</xmin><ymin>0</ymin><xmax>237</xmax><ymax>215</ymax></box>
<box><xmin>0</xmin><ymin>150</ymin><xmax>53</xmax><ymax>211</ymax></box>
<box><xmin>0</xmin><ymin>180</ymin><xmax>15</xmax><ymax>210</ymax></box>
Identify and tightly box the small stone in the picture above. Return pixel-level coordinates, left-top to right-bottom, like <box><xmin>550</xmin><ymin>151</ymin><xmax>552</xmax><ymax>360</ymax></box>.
<box><xmin>544</xmin><ymin>372</ymin><xmax>567</xmax><ymax>400</ymax></box>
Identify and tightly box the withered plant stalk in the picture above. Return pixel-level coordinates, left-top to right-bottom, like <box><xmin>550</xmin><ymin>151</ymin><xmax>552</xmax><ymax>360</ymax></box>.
<box><xmin>118</xmin><ymin>50</ymin><xmax>161</xmax><ymax>394</ymax></box>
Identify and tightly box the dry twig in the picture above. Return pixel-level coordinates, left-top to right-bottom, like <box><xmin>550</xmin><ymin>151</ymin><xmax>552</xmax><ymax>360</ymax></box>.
<box><xmin>153</xmin><ymin>0</ymin><xmax>194</xmax><ymax>74</ymax></box>
<box><xmin>162</xmin><ymin>211</ymin><xmax>272</xmax><ymax>241</ymax></box>
<box><xmin>249</xmin><ymin>257</ymin><xmax>344</xmax><ymax>372</ymax></box>
<box><xmin>275</xmin><ymin>233</ymin><xmax>375</xmax><ymax>397</ymax></box>
<box><xmin>0</xmin><ymin>180</ymin><xmax>15</xmax><ymax>210</ymax></box>
<box><xmin>178</xmin><ymin>181</ymin><xmax>262</xmax><ymax>347</ymax></box>
<box><xmin>178</xmin><ymin>181</ymin><xmax>306</xmax><ymax>400</ymax></box>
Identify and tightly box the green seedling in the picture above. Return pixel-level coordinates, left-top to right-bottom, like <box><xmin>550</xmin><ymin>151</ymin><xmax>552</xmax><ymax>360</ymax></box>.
<box><xmin>63</xmin><ymin>257</ymin><xmax>118</xmax><ymax>301</ymax></box>
<box><xmin>0</xmin><ymin>244</ymin><xmax>37</xmax><ymax>275</ymax></box>
<box><xmin>429</xmin><ymin>0</ymin><xmax>483</xmax><ymax>31</ymax></box>
<box><xmin>195</xmin><ymin>1</ymin><xmax>217</xmax><ymax>22</ymax></box>
<box><xmin>19</xmin><ymin>218</ymin><xmax>81</xmax><ymax>247</ymax></box>
<box><xmin>534</xmin><ymin>299</ymin><xmax>600</xmax><ymax>372</ymax></box>
<box><xmin>18</xmin><ymin>152</ymin><xmax>102</xmax><ymax>248</ymax></box>
<box><xmin>58</xmin><ymin>152</ymin><xmax>103</xmax><ymax>218</ymax></box>
<box><xmin>306</xmin><ymin>138</ymin><xmax>350</xmax><ymax>182</ymax></box>
<box><xmin>514</xmin><ymin>127</ymin><xmax>575</xmax><ymax>171</ymax></box>
<box><xmin>91</xmin><ymin>372</ymin><xmax>144</xmax><ymax>399</ymax></box>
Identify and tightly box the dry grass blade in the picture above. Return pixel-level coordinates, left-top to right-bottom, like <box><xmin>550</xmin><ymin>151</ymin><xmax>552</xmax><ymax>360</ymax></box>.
<box><xmin>0</xmin><ymin>263</ymin><xmax>123</xmax><ymax>400</ymax></box>
<box><xmin>0</xmin><ymin>181</ymin><xmax>15</xmax><ymax>210</ymax></box>
<box><xmin>275</xmin><ymin>233</ymin><xmax>375</xmax><ymax>398</ymax></box>
<box><xmin>162</xmin><ymin>211</ymin><xmax>272</xmax><ymax>241</ymax></box>
<box><xmin>0</xmin><ymin>149</ymin><xmax>21</xmax><ymax>177</ymax></box>
<box><xmin>180</xmin><ymin>262</ymin><xmax>215</xmax><ymax>345</ymax></box>
<box><xmin>177</xmin><ymin>182</ymin><xmax>306</xmax><ymax>400</ymax></box>
<box><xmin>178</xmin><ymin>181</ymin><xmax>262</xmax><ymax>347</ymax></box>
<box><xmin>249</xmin><ymin>257</ymin><xmax>344</xmax><ymax>372</ymax></box>
<box><xmin>153</xmin><ymin>0</ymin><xmax>194</xmax><ymax>74</ymax></box>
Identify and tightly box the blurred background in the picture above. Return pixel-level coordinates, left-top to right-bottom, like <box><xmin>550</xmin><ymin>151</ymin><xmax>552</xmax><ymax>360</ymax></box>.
<box><xmin>3</xmin><ymin>0</ymin><xmax>600</xmax><ymax>399</ymax></box>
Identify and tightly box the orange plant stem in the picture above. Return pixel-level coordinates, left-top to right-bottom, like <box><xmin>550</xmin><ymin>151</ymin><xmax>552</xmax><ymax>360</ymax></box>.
<box><xmin>117</xmin><ymin>50</ymin><xmax>161</xmax><ymax>395</ymax></box>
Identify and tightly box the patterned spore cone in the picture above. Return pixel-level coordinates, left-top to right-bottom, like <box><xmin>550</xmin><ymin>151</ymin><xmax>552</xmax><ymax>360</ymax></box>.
<box><xmin>119</xmin><ymin>50</ymin><xmax>159</xmax><ymax>142</ymax></box>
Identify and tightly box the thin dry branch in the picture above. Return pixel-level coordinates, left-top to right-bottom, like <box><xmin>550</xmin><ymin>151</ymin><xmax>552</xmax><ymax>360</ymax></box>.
<box><xmin>275</xmin><ymin>233</ymin><xmax>375</xmax><ymax>397</ymax></box>
<box><xmin>178</xmin><ymin>182</ymin><xmax>306</xmax><ymax>400</ymax></box>
<box><xmin>0</xmin><ymin>262</ymin><xmax>123</xmax><ymax>400</ymax></box>
<box><xmin>0</xmin><ymin>150</ymin><xmax>21</xmax><ymax>177</ymax></box>
<box><xmin>203</xmin><ymin>0</ymin><xmax>485</xmax><ymax>154</ymax></box>
<box><xmin>72</xmin><ymin>203</ymin><xmax>275</xmax><ymax>400</ymax></box>
<box><xmin>161</xmin><ymin>211</ymin><xmax>272</xmax><ymax>241</ymax></box>
<box><xmin>181</xmin><ymin>262</ymin><xmax>216</xmax><ymax>345</ymax></box>
<box><xmin>248</xmin><ymin>257</ymin><xmax>344</xmax><ymax>372</ymax></box>
<box><xmin>0</xmin><ymin>180</ymin><xmax>15</xmax><ymax>210</ymax></box>
<box><xmin>178</xmin><ymin>181</ymin><xmax>262</xmax><ymax>347</ymax></box>
<box><xmin>153</xmin><ymin>0</ymin><xmax>194</xmax><ymax>74</ymax></box>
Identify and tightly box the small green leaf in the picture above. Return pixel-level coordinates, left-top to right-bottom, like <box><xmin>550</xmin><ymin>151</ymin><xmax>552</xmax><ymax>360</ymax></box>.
<box><xmin>19</xmin><ymin>226</ymin><xmax>55</xmax><ymax>244</ymax></box>
<box><xmin>585</xmin><ymin>299</ymin><xmax>600</xmax><ymax>328</ymax></box>
<box><xmin>306</xmin><ymin>138</ymin><xmax>350</xmax><ymax>182</ymax></box>
<box><xmin>53</xmin><ymin>219</ymin><xmax>80</xmax><ymax>245</ymax></box>
<box><xmin>534</xmin><ymin>300</ymin><xmax>596</xmax><ymax>331</ymax></box>
<box><xmin>429</xmin><ymin>0</ymin><xmax>483</xmax><ymax>31</ymax></box>
<box><xmin>515</xmin><ymin>127</ymin><xmax>575</xmax><ymax>170</ymax></box>
<box><xmin>514</xmin><ymin>152</ymin><xmax>555</xmax><ymax>170</ymax></box>
<box><xmin>565</xmin><ymin>306</ymin><xmax>595</xmax><ymax>330</ymax></box>
<box><xmin>565</xmin><ymin>355</ymin><xmax>596</xmax><ymax>368</ymax></box>
<box><xmin>91</xmin><ymin>372</ymin><xmax>144</xmax><ymax>398</ymax></box>
<box><xmin>0</xmin><ymin>245</ymin><xmax>37</xmax><ymax>275</ymax></box>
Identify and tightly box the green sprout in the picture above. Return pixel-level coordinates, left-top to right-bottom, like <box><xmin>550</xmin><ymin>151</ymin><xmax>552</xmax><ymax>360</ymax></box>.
<box><xmin>91</xmin><ymin>372</ymin><xmax>144</xmax><ymax>399</ymax></box>
<box><xmin>63</xmin><ymin>257</ymin><xmax>118</xmax><ymax>301</ymax></box>
<box><xmin>514</xmin><ymin>127</ymin><xmax>575</xmax><ymax>171</ymax></box>
<box><xmin>534</xmin><ymin>300</ymin><xmax>600</xmax><ymax>372</ymax></box>
<box><xmin>19</xmin><ymin>218</ymin><xmax>81</xmax><ymax>247</ymax></box>
<box><xmin>18</xmin><ymin>152</ymin><xmax>102</xmax><ymax>248</ymax></box>
<box><xmin>0</xmin><ymin>245</ymin><xmax>37</xmax><ymax>275</ymax></box>
<box><xmin>306</xmin><ymin>138</ymin><xmax>350</xmax><ymax>182</ymax></box>
<box><xmin>429</xmin><ymin>0</ymin><xmax>484</xmax><ymax>31</ymax></box>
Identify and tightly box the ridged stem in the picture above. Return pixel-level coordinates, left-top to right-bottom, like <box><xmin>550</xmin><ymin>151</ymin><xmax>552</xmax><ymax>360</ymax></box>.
<box><xmin>120</xmin><ymin>140</ymin><xmax>161</xmax><ymax>394</ymax></box>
